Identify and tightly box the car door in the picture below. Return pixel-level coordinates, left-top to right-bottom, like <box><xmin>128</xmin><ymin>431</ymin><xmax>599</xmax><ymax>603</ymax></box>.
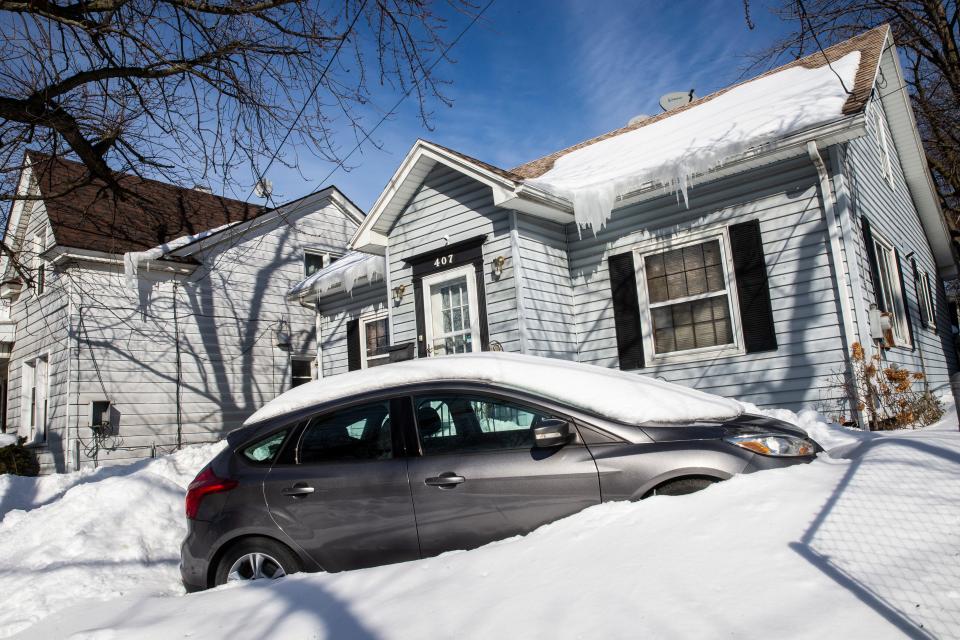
<box><xmin>263</xmin><ymin>398</ymin><xmax>420</xmax><ymax>572</ymax></box>
<box><xmin>405</xmin><ymin>391</ymin><xmax>601</xmax><ymax>557</ymax></box>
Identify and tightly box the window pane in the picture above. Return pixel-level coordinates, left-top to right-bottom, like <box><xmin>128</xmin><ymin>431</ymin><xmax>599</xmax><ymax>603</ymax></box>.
<box><xmin>647</xmin><ymin>275</ymin><xmax>668</xmax><ymax>303</ymax></box>
<box><xmin>650</xmin><ymin>295</ymin><xmax>733</xmax><ymax>354</ymax></box>
<box><xmin>304</xmin><ymin>253</ymin><xmax>324</xmax><ymax>277</ymax></box>
<box><xmin>291</xmin><ymin>359</ymin><xmax>313</xmax><ymax>388</ymax></box>
<box><xmin>415</xmin><ymin>394</ymin><xmax>554</xmax><ymax>455</ymax></box>
<box><xmin>365</xmin><ymin>318</ymin><xmax>389</xmax><ymax>357</ymax></box>
<box><xmin>299</xmin><ymin>401</ymin><xmax>392</xmax><ymax>463</ymax></box>
<box><xmin>243</xmin><ymin>430</ymin><xmax>288</xmax><ymax>464</ymax></box>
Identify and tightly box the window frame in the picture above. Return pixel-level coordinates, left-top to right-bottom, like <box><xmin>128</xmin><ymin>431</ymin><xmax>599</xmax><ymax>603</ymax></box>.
<box><xmin>290</xmin><ymin>357</ymin><xmax>315</xmax><ymax>388</ymax></box>
<box><xmin>421</xmin><ymin>263</ymin><xmax>481</xmax><ymax>356</ymax></box>
<box><xmin>359</xmin><ymin>309</ymin><xmax>391</xmax><ymax>369</ymax></box>
<box><xmin>871</xmin><ymin>232</ymin><xmax>911</xmax><ymax>348</ymax></box>
<box><xmin>917</xmin><ymin>269</ymin><xmax>936</xmax><ymax>329</ymax></box>
<box><xmin>633</xmin><ymin>226</ymin><xmax>745</xmax><ymax>365</ymax></box>
<box><xmin>22</xmin><ymin>352</ymin><xmax>50</xmax><ymax>443</ymax></box>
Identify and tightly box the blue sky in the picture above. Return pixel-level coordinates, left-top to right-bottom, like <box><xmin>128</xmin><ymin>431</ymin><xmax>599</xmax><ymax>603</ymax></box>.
<box><xmin>264</xmin><ymin>0</ymin><xmax>794</xmax><ymax>211</ymax></box>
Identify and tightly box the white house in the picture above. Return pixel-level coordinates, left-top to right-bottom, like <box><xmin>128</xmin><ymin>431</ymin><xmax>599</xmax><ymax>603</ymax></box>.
<box><xmin>0</xmin><ymin>153</ymin><xmax>363</xmax><ymax>472</ymax></box>
<box><xmin>290</xmin><ymin>26</ymin><xmax>958</xmax><ymax>423</ymax></box>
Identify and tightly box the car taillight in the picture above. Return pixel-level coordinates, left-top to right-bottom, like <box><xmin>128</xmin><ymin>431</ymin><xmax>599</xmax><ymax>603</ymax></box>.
<box><xmin>185</xmin><ymin>466</ymin><xmax>238</xmax><ymax>520</ymax></box>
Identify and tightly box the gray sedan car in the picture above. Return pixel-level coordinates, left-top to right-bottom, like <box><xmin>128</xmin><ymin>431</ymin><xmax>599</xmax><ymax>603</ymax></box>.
<box><xmin>180</xmin><ymin>360</ymin><xmax>820</xmax><ymax>591</ymax></box>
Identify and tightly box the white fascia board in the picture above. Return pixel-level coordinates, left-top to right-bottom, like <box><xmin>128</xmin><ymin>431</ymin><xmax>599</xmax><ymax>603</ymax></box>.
<box><xmin>47</xmin><ymin>246</ymin><xmax>197</xmax><ymax>274</ymax></box>
<box><xmin>613</xmin><ymin>115</ymin><xmax>868</xmax><ymax>211</ymax></box>
<box><xmin>876</xmin><ymin>35</ymin><xmax>957</xmax><ymax>276</ymax></box>
<box><xmin>1</xmin><ymin>162</ymin><xmax>36</xmax><ymax>279</ymax></box>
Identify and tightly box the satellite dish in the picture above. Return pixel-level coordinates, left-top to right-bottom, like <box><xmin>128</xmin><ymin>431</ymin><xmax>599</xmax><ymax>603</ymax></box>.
<box><xmin>627</xmin><ymin>114</ymin><xmax>652</xmax><ymax>127</ymax></box>
<box><xmin>254</xmin><ymin>178</ymin><xmax>273</xmax><ymax>199</ymax></box>
<box><xmin>659</xmin><ymin>89</ymin><xmax>696</xmax><ymax>112</ymax></box>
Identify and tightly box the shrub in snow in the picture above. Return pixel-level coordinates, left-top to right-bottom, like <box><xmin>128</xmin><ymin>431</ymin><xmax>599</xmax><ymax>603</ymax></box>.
<box><xmin>0</xmin><ymin>436</ymin><xmax>39</xmax><ymax>476</ymax></box>
<box><xmin>819</xmin><ymin>342</ymin><xmax>943</xmax><ymax>430</ymax></box>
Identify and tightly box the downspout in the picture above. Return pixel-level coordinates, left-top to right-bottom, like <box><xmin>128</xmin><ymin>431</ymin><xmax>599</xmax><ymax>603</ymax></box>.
<box><xmin>65</xmin><ymin>275</ymin><xmax>74</xmax><ymax>469</ymax></box>
<box><xmin>384</xmin><ymin>245</ymin><xmax>395</xmax><ymax>346</ymax></box>
<box><xmin>314</xmin><ymin>300</ymin><xmax>323</xmax><ymax>380</ymax></box>
<box><xmin>510</xmin><ymin>212</ymin><xmax>530</xmax><ymax>354</ymax></box>
<box><xmin>807</xmin><ymin>141</ymin><xmax>862</xmax><ymax>425</ymax></box>
<box><xmin>173</xmin><ymin>281</ymin><xmax>182</xmax><ymax>450</ymax></box>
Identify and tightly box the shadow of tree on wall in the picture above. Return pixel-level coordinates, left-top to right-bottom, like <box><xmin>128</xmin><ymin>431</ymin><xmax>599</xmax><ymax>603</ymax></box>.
<box><xmin>792</xmin><ymin>433</ymin><xmax>960</xmax><ymax>639</ymax></box>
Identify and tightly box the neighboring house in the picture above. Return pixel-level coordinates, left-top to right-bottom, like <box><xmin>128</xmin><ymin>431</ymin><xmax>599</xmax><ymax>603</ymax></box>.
<box><xmin>0</xmin><ymin>153</ymin><xmax>362</xmax><ymax>472</ymax></box>
<box><xmin>290</xmin><ymin>26</ymin><xmax>958</xmax><ymax>421</ymax></box>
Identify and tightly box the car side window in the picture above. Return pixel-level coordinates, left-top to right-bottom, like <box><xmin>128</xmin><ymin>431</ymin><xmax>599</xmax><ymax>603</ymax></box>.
<box><xmin>414</xmin><ymin>394</ymin><xmax>554</xmax><ymax>455</ymax></box>
<box><xmin>242</xmin><ymin>429</ymin><xmax>289</xmax><ymax>464</ymax></box>
<box><xmin>299</xmin><ymin>400</ymin><xmax>392</xmax><ymax>463</ymax></box>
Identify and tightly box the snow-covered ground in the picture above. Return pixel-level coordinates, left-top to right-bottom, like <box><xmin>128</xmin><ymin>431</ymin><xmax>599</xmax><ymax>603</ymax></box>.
<box><xmin>3</xmin><ymin>406</ymin><xmax>959</xmax><ymax>639</ymax></box>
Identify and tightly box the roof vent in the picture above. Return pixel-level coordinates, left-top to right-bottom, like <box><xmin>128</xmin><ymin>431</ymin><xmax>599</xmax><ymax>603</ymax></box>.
<box><xmin>627</xmin><ymin>114</ymin><xmax>652</xmax><ymax>127</ymax></box>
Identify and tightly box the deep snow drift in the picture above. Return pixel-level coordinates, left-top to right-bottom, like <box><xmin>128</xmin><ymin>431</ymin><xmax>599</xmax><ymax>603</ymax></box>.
<box><xmin>3</xmin><ymin>407</ymin><xmax>959</xmax><ymax>639</ymax></box>
<box><xmin>245</xmin><ymin>352</ymin><xmax>744</xmax><ymax>426</ymax></box>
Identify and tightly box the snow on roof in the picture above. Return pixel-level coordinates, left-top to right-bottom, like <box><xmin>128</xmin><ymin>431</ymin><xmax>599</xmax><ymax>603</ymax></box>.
<box><xmin>526</xmin><ymin>51</ymin><xmax>862</xmax><ymax>230</ymax></box>
<box><xmin>287</xmin><ymin>250</ymin><xmax>386</xmax><ymax>300</ymax></box>
<box><xmin>245</xmin><ymin>352</ymin><xmax>743</xmax><ymax>426</ymax></box>
<box><xmin>122</xmin><ymin>220</ymin><xmax>239</xmax><ymax>290</ymax></box>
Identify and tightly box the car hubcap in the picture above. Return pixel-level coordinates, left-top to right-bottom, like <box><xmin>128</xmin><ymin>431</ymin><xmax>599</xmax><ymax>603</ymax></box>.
<box><xmin>226</xmin><ymin>552</ymin><xmax>286</xmax><ymax>583</ymax></box>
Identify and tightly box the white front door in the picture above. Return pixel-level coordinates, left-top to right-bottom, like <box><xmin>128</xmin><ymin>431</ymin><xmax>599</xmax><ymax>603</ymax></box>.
<box><xmin>422</xmin><ymin>264</ymin><xmax>480</xmax><ymax>356</ymax></box>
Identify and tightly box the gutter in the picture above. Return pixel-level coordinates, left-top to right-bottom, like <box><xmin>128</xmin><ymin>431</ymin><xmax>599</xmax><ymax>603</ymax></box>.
<box><xmin>45</xmin><ymin>246</ymin><xmax>197</xmax><ymax>275</ymax></box>
<box><xmin>807</xmin><ymin>140</ymin><xmax>862</xmax><ymax>425</ymax></box>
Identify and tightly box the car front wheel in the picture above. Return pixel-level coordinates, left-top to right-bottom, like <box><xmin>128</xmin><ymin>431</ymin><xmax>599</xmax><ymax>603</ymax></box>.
<box><xmin>214</xmin><ymin>537</ymin><xmax>300</xmax><ymax>586</ymax></box>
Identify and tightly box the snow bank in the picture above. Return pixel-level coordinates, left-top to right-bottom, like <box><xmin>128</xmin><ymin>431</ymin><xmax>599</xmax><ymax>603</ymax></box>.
<box><xmin>123</xmin><ymin>221</ymin><xmax>239</xmax><ymax>290</ymax></box>
<box><xmin>527</xmin><ymin>52</ymin><xmax>862</xmax><ymax>229</ymax></box>
<box><xmin>287</xmin><ymin>251</ymin><xmax>386</xmax><ymax>299</ymax></box>
<box><xmin>245</xmin><ymin>352</ymin><xmax>744</xmax><ymax>426</ymax></box>
<box><xmin>0</xmin><ymin>442</ymin><xmax>224</xmax><ymax>638</ymax></box>
<box><xmin>0</xmin><ymin>434</ymin><xmax>16</xmax><ymax>447</ymax></box>
<box><xmin>20</xmin><ymin>409</ymin><xmax>960</xmax><ymax>639</ymax></box>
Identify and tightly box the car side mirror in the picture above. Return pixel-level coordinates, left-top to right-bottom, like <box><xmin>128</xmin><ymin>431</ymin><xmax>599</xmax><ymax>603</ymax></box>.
<box><xmin>532</xmin><ymin>419</ymin><xmax>573</xmax><ymax>448</ymax></box>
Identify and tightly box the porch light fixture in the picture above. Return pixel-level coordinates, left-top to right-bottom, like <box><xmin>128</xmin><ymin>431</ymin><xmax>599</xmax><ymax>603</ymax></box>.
<box><xmin>392</xmin><ymin>283</ymin><xmax>407</xmax><ymax>304</ymax></box>
<box><xmin>493</xmin><ymin>255</ymin><xmax>506</xmax><ymax>278</ymax></box>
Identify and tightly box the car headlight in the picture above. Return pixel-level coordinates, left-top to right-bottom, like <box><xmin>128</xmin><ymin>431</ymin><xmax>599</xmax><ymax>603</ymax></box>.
<box><xmin>725</xmin><ymin>434</ymin><xmax>817</xmax><ymax>457</ymax></box>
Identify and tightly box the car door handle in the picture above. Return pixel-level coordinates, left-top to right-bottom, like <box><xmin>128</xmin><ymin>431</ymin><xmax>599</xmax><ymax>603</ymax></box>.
<box><xmin>424</xmin><ymin>473</ymin><xmax>465</xmax><ymax>488</ymax></box>
<box><xmin>281</xmin><ymin>483</ymin><xmax>315</xmax><ymax>497</ymax></box>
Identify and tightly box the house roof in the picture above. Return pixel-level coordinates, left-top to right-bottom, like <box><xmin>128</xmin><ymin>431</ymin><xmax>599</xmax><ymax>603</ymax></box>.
<box><xmin>24</xmin><ymin>151</ymin><xmax>263</xmax><ymax>255</ymax></box>
<box><xmin>510</xmin><ymin>25</ymin><xmax>887</xmax><ymax>180</ymax></box>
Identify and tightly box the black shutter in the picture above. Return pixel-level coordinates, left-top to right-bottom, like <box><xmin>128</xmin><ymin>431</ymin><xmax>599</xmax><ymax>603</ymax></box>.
<box><xmin>473</xmin><ymin>258</ymin><xmax>490</xmax><ymax>351</ymax></box>
<box><xmin>346</xmin><ymin>318</ymin><xmax>361</xmax><ymax>371</ymax></box>
<box><xmin>895</xmin><ymin>248</ymin><xmax>916</xmax><ymax>350</ymax></box>
<box><xmin>607</xmin><ymin>252</ymin><xmax>644</xmax><ymax>370</ymax></box>
<box><xmin>861</xmin><ymin>216</ymin><xmax>885</xmax><ymax>311</ymax></box>
<box><xmin>729</xmin><ymin>220</ymin><xmax>778</xmax><ymax>353</ymax></box>
<box><xmin>413</xmin><ymin>276</ymin><xmax>427</xmax><ymax>358</ymax></box>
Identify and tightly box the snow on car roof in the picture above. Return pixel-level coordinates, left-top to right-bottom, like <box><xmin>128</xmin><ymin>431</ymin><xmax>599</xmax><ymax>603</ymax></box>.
<box><xmin>525</xmin><ymin>50</ymin><xmax>862</xmax><ymax>230</ymax></box>
<box><xmin>245</xmin><ymin>352</ymin><xmax>743</xmax><ymax>426</ymax></box>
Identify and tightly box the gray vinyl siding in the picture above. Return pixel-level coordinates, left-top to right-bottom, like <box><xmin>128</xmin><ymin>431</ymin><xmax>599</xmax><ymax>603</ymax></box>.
<box><xmin>567</xmin><ymin>155</ymin><xmax>851</xmax><ymax>411</ymax></box>
<box><xmin>319</xmin><ymin>286</ymin><xmax>389</xmax><ymax>377</ymax></box>
<box><xmin>843</xmin><ymin>97</ymin><xmax>958</xmax><ymax>391</ymax></box>
<box><xmin>5</xmin><ymin>195</ymin><xmax>356</xmax><ymax>471</ymax></box>
<box><xmin>5</xmin><ymin>204</ymin><xmax>71</xmax><ymax>473</ymax></box>
<box><xmin>388</xmin><ymin>165</ymin><xmax>520</xmax><ymax>353</ymax></box>
<box><xmin>514</xmin><ymin>214</ymin><xmax>578</xmax><ymax>359</ymax></box>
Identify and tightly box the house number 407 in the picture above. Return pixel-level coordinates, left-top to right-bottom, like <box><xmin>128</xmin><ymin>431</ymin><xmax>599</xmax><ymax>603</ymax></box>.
<box><xmin>433</xmin><ymin>254</ymin><xmax>454</xmax><ymax>268</ymax></box>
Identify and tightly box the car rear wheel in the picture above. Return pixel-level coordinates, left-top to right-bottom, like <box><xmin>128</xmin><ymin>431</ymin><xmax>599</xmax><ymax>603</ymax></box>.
<box><xmin>214</xmin><ymin>537</ymin><xmax>299</xmax><ymax>586</ymax></box>
<box><xmin>645</xmin><ymin>477</ymin><xmax>718</xmax><ymax>498</ymax></box>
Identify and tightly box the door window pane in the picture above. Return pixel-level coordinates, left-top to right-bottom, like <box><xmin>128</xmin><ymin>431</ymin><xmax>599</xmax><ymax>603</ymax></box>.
<box><xmin>429</xmin><ymin>275</ymin><xmax>474</xmax><ymax>355</ymax></box>
<box><xmin>299</xmin><ymin>401</ymin><xmax>392</xmax><ymax>464</ymax></box>
<box><xmin>414</xmin><ymin>394</ymin><xmax>555</xmax><ymax>455</ymax></box>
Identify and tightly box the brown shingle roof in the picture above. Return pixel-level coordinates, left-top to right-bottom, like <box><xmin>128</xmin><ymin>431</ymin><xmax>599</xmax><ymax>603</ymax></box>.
<box><xmin>26</xmin><ymin>151</ymin><xmax>263</xmax><ymax>255</ymax></box>
<box><xmin>510</xmin><ymin>25</ymin><xmax>888</xmax><ymax>179</ymax></box>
